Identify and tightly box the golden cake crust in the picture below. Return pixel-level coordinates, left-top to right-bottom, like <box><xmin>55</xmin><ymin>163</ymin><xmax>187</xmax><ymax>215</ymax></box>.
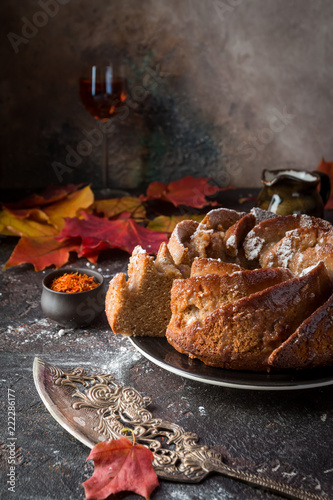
<box><xmin>190</xmin><ymin>257</ymin><xmax>244</xmax><ymax>277</ymax></box>
<box><xmin>268</xmin><ymin>293</ymin><xmax>333</xmax><ymax>370</ymax></box>
<box><xmin>166</xmin><ymin>262</ymin><xmax>332</xmax><ymax>371</ymax></box>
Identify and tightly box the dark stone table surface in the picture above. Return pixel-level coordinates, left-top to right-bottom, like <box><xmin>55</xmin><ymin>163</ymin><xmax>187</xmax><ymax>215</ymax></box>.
<box><xmin>1</xmin><ymin>190</ymin><xmax>333</xmax><ymax>500</ymax></box>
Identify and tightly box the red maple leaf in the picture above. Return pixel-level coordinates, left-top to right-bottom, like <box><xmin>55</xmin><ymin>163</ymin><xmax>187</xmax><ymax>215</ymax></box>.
<box><xmin>58</xmin><ymin>212</ymin><xmax>168</xmax><ymax>254</ymax></box>
<box><xmin>82</xmin><ymin>437</ymin><xmax>159</xmax><ymax>500</ymax></box>
<box><xmin>3</xmin><ymin>236</ymin><xmax>80</xmax><ymax>271</ymax></box>
<box><xmin>140</xmin><ymin>176</ymin><xmax>226</xmax><ymax>208</ymax></box>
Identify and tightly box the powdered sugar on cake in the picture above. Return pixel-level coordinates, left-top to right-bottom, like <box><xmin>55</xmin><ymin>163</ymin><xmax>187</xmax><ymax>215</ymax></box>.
<box><xmin>244</xmin><ymin>235</ymin><xmax>265</xmax><ymax>260</ymax></box>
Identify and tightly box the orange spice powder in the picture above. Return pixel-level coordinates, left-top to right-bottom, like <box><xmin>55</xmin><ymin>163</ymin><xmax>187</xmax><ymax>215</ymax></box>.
<box><xmin>50</xmin><ymin>272</ymin><xmax>99</xmax><ymax>293</ymax></box>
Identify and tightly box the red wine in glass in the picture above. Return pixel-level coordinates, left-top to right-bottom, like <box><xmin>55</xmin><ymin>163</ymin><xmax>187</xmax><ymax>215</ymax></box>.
<box><xmin>79</xmin><ymin>70</ymin><xmax>127</xmax><ymax>121</ymax></box>
<box><xmin>79</xmin><ymin>65</ymin><xmax>128</xmax><ymax>194</ymax></box>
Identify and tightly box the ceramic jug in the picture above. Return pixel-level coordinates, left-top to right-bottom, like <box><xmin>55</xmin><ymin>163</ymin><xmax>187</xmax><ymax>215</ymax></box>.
<box><xmin>256</xmin><ymin>169</ymin><xmax>331</xmax><ymax>217</ymax></box>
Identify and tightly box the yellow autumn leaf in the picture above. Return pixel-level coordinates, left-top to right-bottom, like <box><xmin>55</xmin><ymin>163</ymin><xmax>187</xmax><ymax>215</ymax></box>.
<box><xmin>93</xmin><ymin>196</ymin><xmax>146</xmax><ymax>221</ymax></box>
<box><xmin>44</xmin><ymin>185</ymin><xmax>94</xmax><ymax>229</ymax></box>
<box><xmin>3</xmin><ymin>207</ymin><xmax>50</xmax><ymax>224</ymax></box>
<box><xmin>0</xmin><ymin>209</ymin><xmax>58</xmax><ymax>237</ymax></box>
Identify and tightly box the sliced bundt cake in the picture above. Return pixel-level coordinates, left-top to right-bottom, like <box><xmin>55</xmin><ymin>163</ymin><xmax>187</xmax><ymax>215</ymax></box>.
<box><xmin>106</xmin><ymin>207</ymin><xmax>333</xmax><ymax>371</ymax></box>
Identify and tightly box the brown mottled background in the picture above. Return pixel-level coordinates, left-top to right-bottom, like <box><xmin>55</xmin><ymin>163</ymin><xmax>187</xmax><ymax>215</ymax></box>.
<box><xmin>1</xmin><ymin>0</ymin><xmax>333</xmax><ymax>192</ymax></box>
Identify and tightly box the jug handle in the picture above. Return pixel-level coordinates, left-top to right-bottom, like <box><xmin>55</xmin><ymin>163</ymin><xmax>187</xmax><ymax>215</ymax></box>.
<box><xmin>314</xmin><ymin>170</ymin><xmax>331</xmax><ymax>206</ymax></box>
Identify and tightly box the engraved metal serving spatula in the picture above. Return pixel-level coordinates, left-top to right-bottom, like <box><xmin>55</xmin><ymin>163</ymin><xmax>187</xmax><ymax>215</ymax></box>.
<box><xmin>33</xmin><ymin>358</ymin><xmax>331</xmax><ymax>500</ymax></box>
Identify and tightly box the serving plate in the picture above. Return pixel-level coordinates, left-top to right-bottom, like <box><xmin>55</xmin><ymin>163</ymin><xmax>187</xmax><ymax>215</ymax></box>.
<box><xmin>129</xmin><ymin>337</ymin><xmax>333</xmax><ymax>391</ymax></box>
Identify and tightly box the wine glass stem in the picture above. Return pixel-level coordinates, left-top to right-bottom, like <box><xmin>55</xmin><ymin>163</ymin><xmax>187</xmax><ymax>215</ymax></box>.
<box><xmin>102</xmin><ymin>131</ymin><xmax>108</xmax><ymax>188</ymax></box>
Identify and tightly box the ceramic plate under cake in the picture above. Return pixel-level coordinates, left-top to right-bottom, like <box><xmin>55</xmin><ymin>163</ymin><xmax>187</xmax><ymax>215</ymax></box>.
<box><xmin>129</xmin><ymin>337</ymin><xmax>333</xmax><ymax>391</ymax></box>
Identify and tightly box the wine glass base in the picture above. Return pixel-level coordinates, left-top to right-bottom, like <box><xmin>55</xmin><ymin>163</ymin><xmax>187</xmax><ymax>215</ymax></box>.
<box><xmin>95</xmin><ymin>188</ymin><xmax>131</xmax><ymax>199</ymax></box>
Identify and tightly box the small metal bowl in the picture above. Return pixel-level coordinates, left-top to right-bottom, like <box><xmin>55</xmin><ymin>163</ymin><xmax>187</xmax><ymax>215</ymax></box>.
<box><xmin>41</xmin><ymin>268</ymin><xmax>105</xmax><ymax>327</ymax></box>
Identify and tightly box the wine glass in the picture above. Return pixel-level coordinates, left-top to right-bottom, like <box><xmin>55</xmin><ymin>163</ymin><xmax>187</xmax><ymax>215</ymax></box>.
<box><xmin>79</xmin><ymin>63</ymin><xmax>128</xmax><ymax>197</ymax></box>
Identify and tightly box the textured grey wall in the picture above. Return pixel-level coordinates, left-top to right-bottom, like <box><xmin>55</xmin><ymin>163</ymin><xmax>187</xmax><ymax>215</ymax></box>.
<box><xmin>1</xmin><ymin>0</ymin><xmax>333</xmax><ymax>191</ymax></box>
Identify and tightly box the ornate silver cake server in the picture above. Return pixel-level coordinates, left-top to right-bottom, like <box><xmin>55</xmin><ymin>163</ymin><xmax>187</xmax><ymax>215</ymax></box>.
<box><xmin>33</xmin><ymin>357</ymin><xmax>331</xmax><ymax>500</ymax></box>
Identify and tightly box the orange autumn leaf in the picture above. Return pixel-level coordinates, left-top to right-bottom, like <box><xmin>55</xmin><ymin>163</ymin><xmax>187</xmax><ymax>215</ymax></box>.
<box><xmin>3</xmin><ymin>237</ymin><xmax>80</xmax><ymax>271</ymax></box>
<box><xmin>58</xmin><ymin>212</ymin><xmax>168</xmax><ymax>254</ymax></box>
<box><xmin>93</xmin><ymin>196</ymin><xmax>146</xmax><ymax>221</ymax></box>
<box><xmin>147</xmin><ymin>214</ymin><xmax>204</xmax><ymax>234</ymax></box>
<box><xmin>317</xmin><ymin>157</ymin><xmax>333</xmax><ymax>209</ymax></box>
<box><xmin>141</xmin><ymin>176</ymin><xmax>224</xmax><ymax>208</ymax></box>
<box><xmin>82</xmin><ymin>437</ymin><xmax>159</xmax><ymax>500</ymax></box>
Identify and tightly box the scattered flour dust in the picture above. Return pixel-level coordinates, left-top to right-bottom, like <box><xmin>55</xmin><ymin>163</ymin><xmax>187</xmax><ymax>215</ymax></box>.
<box><xmin>6</xmin><ymin>318</ymin><xmax>55</xmax><ymax>343</ymax></box>
<box><xmin>55</xmin><ymin>329</ymin><xmax>71</xmax><ymax>338</ymax></box>
<box><xmin>101</xmin><ymin>339</ymin><xmax>142</xmax><ymax>383</ymax></box>
<box><xmin>169</xmin><ymin>485</ymin><xmax>234</xmax><ymax>500</ymax></box>
<box><xmin>198</xmin><ymin>406</ymin><xmax>207</xmax><ymax>416</ymax></box>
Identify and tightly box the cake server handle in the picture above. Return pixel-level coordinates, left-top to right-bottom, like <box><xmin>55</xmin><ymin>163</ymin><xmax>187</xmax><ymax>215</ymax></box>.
<box><xmin>205</xmin><ymin>462</ymin><xmax>328</xmax><ymax>500</ymax></box>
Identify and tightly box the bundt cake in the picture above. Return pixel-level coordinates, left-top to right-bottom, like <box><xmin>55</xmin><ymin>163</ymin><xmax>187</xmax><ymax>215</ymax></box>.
<box><xmin>105</xmin><ymin>207</ymin><xmax>333</xmax><ymax>371</ymax></box>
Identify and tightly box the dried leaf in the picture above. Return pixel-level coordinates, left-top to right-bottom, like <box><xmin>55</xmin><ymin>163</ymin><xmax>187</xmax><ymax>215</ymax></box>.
<box><xmin>141</xmin><ymin>176</ymin><xmax>224</xmax><ymax>208</ymax></box>
<box><xmin>1</xmin><ymin>177</ymin><xmax>229</xmax><ymax>270</ymax></box>
<box><xmin>317</xmin><ymin>157</ymin><xmax>333</xmax><ymax>209</ymax></box>
<box><xmin>147</xmin><ymin>214</ymin><xmax>204</xmax><ymax>234</ymax></box>
<box><xmin>58</xmin><ymin>212</ymin><xmax>168</xmax><ymax>254</ymax></box>
<box><xmin>3</xmin><ymin>237</ymin><xmax>80</xmax><ymax>271</ymax></box>
<box><xmin>2</xmin><ymin>207</ymin><xmax>50</xmax><ymax>223</ymax></box>
<box><xmin>0</xmin><ymin>185</ymin><xmax>94</xmax><ymax>237</ymax></box>
<box><xmin>93</xmin><ymin>197</ymin><xmax>146</xmax><ymax>221</ymax></box>
<box><xmin>82</xmin><ymin>437</ymin><xmax>159</xmax><ymax>500</ymax></box>
<box><xmin>78</xmin><ymin>241</ymin><xmax>111</xmax><ymax>264</ymax></box>
<box><xmin>0</xmin><ymin>209</ymin><xmax>58</xmax><ymax>238</ymax></box>
<box><xmin>2</xmin><ymin>184</ymin><xmax>83</xmax><ymax>209</ymax></box>
<box><xmin>44</xmin><ymin>185</ymin><xmax>94</xmax><ymax>229</ymax></box>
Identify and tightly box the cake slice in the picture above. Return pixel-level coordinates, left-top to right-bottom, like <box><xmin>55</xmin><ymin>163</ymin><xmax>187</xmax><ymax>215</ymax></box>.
<box><xmin>190</xmin><ymin>257</ymin><xmax>244</xmax><ymax>277</ymax></box>
<box><xmin>166</xmin><ymin>262</ymin><xmax>331</xmax><ymax>371</ymax></box>
<box><xmin>105</xmin><ymin>243</ymin><xmax>183</xmax><ymax>337</ymax></box>
<box><xmin>268</xmin><ymin>292</ymin><xmax>333</xmax><ymax>370</ymax></box>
